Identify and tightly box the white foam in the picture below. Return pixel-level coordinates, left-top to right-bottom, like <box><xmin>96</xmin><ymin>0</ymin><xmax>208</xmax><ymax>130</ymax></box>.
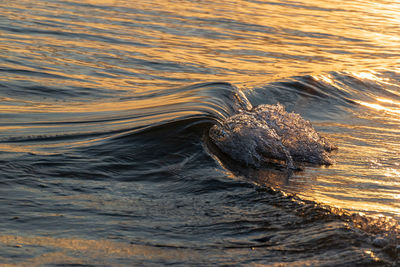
<box><xmin>209</xmin><ymin>103</ymin><xmax>336</xmax><ymax>167</ymax></box>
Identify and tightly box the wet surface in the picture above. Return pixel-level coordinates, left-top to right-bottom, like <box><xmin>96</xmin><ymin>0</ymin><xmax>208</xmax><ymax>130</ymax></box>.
<box><xmin>1</xmin><ymin>0</ymin><xmax>399</xmax><ymax>265</ymax></box>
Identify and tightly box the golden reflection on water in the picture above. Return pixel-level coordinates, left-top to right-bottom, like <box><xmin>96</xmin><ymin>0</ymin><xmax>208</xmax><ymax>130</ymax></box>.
<box><xmin>0</xmin><ymin>235</ymin><xmax>199</xmax><ymax>266</ymax></box>
<box><xmin>1</xmin><ymin>0</ymin><xmax>400</xmax><ymax>231</ymax></box>
<box><xmin>2</xmin><ymin>0</ymin><xmax>400</xmax><ymax>98</ymax></box>
<box><xmin>0</xmin><ymin>94</ymin><xmax>202</xmax><ymax>113</ymax></box>
<box><xmin>286</xmin><ymin>117</ymin><xmax>400</xmax><ymax>219</ymax></box>
<box><xmin>356</xmin><ymin>100</ymin><xmax>400</xmax><ymax>115</ymax></box>
<box><xmin>377</xmin><ymin>98</ymin><xmax>400</xmax><ymax>106</ymax></box>
<box><xmin>265</xmin><ymin>68</ymin><xmax>400</xmax><ymax>218</ymax></box>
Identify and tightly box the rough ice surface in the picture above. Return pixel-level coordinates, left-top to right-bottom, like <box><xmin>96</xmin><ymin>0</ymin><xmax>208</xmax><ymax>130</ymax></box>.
<box><xmin>209</xmin><ymin>103</ymin><xmax>336</xmax><ymax>167</ymax></box>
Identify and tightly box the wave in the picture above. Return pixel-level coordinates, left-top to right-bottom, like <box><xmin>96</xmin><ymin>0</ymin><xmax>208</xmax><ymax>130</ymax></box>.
<box><xmin>0</xmin><ymin>82</ymin><xmax>247</xmax><ymax>149</ymax></box>
<box><xmin>209</xmin><ymin>103</ymin><xmax>337</xmax><ymax>168</ymax></box>
<box><xmin>1</xmin><ymin>72</ymin><xmax>399</xmax><ymax>264</ymax></box>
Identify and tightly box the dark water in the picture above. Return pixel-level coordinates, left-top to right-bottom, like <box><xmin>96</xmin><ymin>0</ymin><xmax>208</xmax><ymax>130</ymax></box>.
<box><xmin>1</xmin><ymin>0</ymin><xmax>400</xmax><ymax>265</ymax></box>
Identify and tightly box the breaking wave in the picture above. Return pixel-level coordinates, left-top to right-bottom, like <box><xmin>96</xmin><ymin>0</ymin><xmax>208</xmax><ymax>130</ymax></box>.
<box><xmin>209</xmin><ymin>103</ymin><xmax>337</xmax><ymax>168</ymax></box>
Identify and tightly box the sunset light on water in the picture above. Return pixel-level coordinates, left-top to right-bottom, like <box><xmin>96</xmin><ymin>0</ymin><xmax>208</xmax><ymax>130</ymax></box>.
<box><xmin>1</xmin><ymin>0</ymin><xmax>399</xmax><ymax>265</ymax></box>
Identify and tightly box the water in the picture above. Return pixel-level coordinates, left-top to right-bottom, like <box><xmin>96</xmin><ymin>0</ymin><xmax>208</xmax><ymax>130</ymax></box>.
<box><xmin>209</xmin><ymin>103</ymin><xmax>337</xmax><ymax>167</ymax></box>
<box><xmin>1</xmin><ymin>0</ymin><xmax>399</xmax><ymax>265</ymax></box>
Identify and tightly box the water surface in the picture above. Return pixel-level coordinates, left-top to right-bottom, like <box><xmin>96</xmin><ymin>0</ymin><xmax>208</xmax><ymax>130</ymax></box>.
<box><xmin>1</xmin><ymin>0</ymin><xmax>399</xmax><ymax>265</ymax></box>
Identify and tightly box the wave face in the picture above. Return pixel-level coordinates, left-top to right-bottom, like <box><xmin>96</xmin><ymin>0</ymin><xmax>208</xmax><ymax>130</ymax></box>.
<box><xmin>1</xmin><ymin>0</ymin><xmax>400</xmax><ymax>266</ymax></box>
<box><xmin>210</xmin><ymin>103</ymin><xmax>336</xmax><ymax>167</ymax></box>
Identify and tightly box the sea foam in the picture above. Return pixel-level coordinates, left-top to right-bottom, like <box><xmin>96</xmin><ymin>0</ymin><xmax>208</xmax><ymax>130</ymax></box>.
<box><xmin>209</xmin><ymin>103</ymin><xmax>336</xmax><ymax>168</ymax></box>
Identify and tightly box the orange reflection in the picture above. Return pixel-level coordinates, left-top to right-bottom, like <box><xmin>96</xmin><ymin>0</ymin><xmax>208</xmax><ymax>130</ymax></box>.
<box><xmin>356</xmin><ymin>100</ymin><xmax>400</xmax><ymax>115</ymax></box>
<box><xmin>1</xmin><ymin>0</ymin><xmax>400</xmax><ymax>223</ymax></box>
<box><xmin>2</xmin><ymin>0</ymin><xmax>400</xmax><ymax>94</ymax></box>
<box><xmin>284</xmin><ymin>126</ymin><xmax>400</xmax><ymax>219</ymax></box>
<box><xmin>0</xmin><ymin>235</ymin><xmax>200</xmax><ymax>265</ymax></box>
<box><xmin>377</xmin><ymin>97</ymin><xmax>400</xmax><ymax>106</ymax></box>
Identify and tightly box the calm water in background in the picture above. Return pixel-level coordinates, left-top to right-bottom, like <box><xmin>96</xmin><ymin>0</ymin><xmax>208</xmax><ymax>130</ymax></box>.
<box><xmin>1</xmin><ymin>0</ymin><xmax>400</xmax><ymax>265</ymax></box>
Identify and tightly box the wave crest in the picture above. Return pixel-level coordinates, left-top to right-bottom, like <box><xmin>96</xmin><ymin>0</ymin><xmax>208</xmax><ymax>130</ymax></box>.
<box><xmin>209</xmin><ymin>103</ymin><xmax>336</xmax><ymax>167</ymax></box>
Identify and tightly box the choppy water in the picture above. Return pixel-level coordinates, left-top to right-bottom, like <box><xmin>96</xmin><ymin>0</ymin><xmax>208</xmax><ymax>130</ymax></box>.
<box><xmin>1</xmin><ymin>0</ymin><xmax>400</xmax><ymax>265</ymax></box>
